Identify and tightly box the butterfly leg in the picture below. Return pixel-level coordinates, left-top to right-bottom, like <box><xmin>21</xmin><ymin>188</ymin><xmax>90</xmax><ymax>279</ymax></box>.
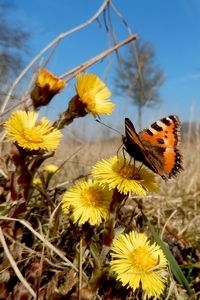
<box><xmin>121</xmin><ymin>146</ymin><xmax>129</xmax><ymax>169</ymax></box>
<box><xmin>116</xmin><ymin>143</ymin><xmax>126</xmax><ymax>169</ymax></box>
<box><xmin>116</xmin><ymin>142</ymin><xmax>124</xmax><ymax>158</ymax></box>
<box><xmin>137</xmin><ymin>163</ymin><xmax>144</xmax><ymax>174</ymax></box>
<box><xmin>121</xmin><ymin>146</ymin><xmax>135</xmax><ymax>171</ymax></box>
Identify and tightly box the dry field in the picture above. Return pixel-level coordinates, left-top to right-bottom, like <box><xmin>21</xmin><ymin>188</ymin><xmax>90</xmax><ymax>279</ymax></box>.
<box><xmin>0</xmin><ymin>130</ymin><xmax>199</xmax><ymax>299</ymax></box>
<box><xmin>55</xmin><ymin>135</ymin><xmax>200</xmax><ymax>248</ymax></box>
<box><xmin>55</xmin><ymin>135</ymin><xmax>200</xmax><ymax>299</ymax></box>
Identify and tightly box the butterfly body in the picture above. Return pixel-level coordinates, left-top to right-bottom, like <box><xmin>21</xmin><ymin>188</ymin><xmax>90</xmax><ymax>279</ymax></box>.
<box><xmin>123</xmin><ymin>116</ymin><xmax>183</xmax><ymax>180</ymax></box>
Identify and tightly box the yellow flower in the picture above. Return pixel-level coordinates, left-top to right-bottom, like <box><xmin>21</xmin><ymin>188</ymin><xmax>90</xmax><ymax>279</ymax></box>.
<box><xmin>75</xmin><ymin>73</ymin><xmax>115</xmax><ymax>117</ymax></box>
<box><xmin>36</xmin><ymin>69</ymin><xmax>65</xmax><ymax>91</ymax></box>
<box><xmin>110</xmin><ymin>231</ymin><xmax>168</xmax><ymax>298</ymax></box>
<box><xmin>32</xmin><ymin>177</ymin><xmax>42</xmax><ymax>187</ymax></box>
<box><xmin>31</xmin><ymin>68</ymin><xmax>65</xmax><ymax>108</ymax></box>
<box><xmin>92</xmin><ymin>156</ymin><xmax>158</xmax><ymax>196</ymax></box>
<box><xmin>62</xmin><ymin>179</ymin><xmax>112</xmax><ymax>226</ymax></box>
<box><xmin>4</xmin><ymin>110</ymin><xmax>62</xmax><ymax>151</ymax></box>
<box><xmin>42</xmin><ymin>164</ymin><xmax>59</xmax><ymax>173</ymax></box>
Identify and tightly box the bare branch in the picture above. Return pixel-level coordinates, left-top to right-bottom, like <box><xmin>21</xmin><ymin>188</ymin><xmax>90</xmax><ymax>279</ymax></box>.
<box><xmin>1</xmin><ymin>0</ymin><xmax>110</xmax><ymax>113</ymax></box>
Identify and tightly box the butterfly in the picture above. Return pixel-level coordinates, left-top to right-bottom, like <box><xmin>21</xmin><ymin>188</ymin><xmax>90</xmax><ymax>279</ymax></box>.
<box><xmin>122</xmin><ymin>115</ymin><xmax>183</xmax><ymax>180</ymax></box>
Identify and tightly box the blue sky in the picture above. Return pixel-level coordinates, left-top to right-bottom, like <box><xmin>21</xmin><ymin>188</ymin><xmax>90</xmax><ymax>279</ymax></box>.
<box><xmin>9</xmin><ymin>0</ymin><xmax>200</xmax><ymax>135</ymax></box>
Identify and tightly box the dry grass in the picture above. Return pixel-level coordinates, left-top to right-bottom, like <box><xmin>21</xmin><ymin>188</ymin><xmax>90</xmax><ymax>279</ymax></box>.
<box><xmin>0</xmin><ymin>132</ymin><xmax>200</xmax><ymax>299</ymax></box>
<box><xmin>57</xmin><ymin>137</ymin><xmax>200</xmax><ymax>299</ymax></box>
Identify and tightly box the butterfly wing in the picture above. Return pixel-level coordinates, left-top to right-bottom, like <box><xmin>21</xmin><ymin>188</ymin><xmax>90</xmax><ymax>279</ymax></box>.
<box><xmin>123</xmin><ymin>118</ymin><xmax>161</xmax><ymax>175</ymax></box>
<box><xmin>139</xmin><ymin>115</ymin><xmax>183</xmax><ymax>179</ymax></box>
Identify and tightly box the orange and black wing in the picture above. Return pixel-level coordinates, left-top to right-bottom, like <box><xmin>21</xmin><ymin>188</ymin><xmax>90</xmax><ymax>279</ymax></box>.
<box><xmin>139</xmin><ymin>115</ymin><xmax>183</xmax><ymax>179</ymax></box>
<box><xmin>123</xmin><ymin>118</ymin><xmax>161</xmax><ymax>175</ymax></box>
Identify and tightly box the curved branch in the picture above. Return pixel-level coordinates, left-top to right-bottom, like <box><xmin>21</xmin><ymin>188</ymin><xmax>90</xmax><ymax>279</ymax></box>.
<box><xmin>0</xmin><ymin>0</ymin><xmax>109</xmax><ymax>113</ymax></box>
<box><xmin>0</xmin><ymin>226</ymin><xmax>36</xmax><ymax>299</ymax></box>
<box><xmin>61</xmin><ymin>34</ymin><xmax>137</xmax><ymax>81</ymax></box>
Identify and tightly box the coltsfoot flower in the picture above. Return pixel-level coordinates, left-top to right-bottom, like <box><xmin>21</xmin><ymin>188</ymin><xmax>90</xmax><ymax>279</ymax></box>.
<box><xmin>110</xmin><ymin>231</ymin><xmax>168</xmax><ymax>298</ymax></box>
<box><xmin>92</xmin><ymin>156</ymin><xmax>158</xmax><ymax>195</ymax></box>
<box><xmin>54</xmin><ymin>73</ymin><xmax>115</xmax><ymax>129</ymax></box>
<box><xmin>32</xmin><ymin>177</ymin><xmax>42</xmax><ymax>187</ymax></box>
<box><xmin>31</xmin><ymin>68</ymin><xmax>65</xmax><ymax>108</ymax></box>
<box><xmin>42</xmin><ymin>164</ymin><xmax>59</xmax><ymax>173</ymax></box>
<box><xmin>75</xmin><ymin>73</ymin><xmax>115</xmax><ymax>117</ymax></box>
<box><xmin>4</xmin><ymin>110</ymin><xmax>62</xmax><ymax>151</ymax></box>
<box><xmin>62</xmin><ymin>179</ymin><xmax>112</xmax><ymax>226</ymax></box>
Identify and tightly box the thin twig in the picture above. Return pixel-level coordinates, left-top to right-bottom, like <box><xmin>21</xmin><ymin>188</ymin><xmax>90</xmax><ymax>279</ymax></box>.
<box><xmin>160</xmin><ymin>209</ymin><xmax>177</xmax><ymax>239</ymax></box>
<box><xmin>0</xmin><ymin>226</ymin><xmax>36</xmax><ymax>299</ymax></box>
<box><xmin>0</xmin><ymin>216</ymin><xmax>78</xmax><ymax>272</ymax></box>
<box><xmin>110</xmin><ymin>1</ymin><xmax>146</xmax><ymax>111</ymax></box>
<box><xmin>3</xmin><ymin>231</ymin><xmax>68</xmax><ymax>271</ymax></box>
<box><xmin>61</xmin><ymin>34</ymin><xmax>137</xmax><ymax>81</ymax></box>
<box><xmin>78</xmin><ymin>238</ymin><xmax>83</xmax><ymax>300</ymax></box>
<box><xmin>0</xmin><ymin>0</ymin><xmax>110</xmax><ymax>113</ymax></box>
<box><xmin>0</xmin><ymin>34</ymin><xmax>136</xmax><ymax>120</ymax></box>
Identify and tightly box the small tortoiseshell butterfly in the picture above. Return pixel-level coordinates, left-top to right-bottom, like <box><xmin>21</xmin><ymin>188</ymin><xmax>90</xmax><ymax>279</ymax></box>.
<box><xmin>123</xmin><ymin>115</ymin><xmax>183</xmax><ymax>180</ymax></box>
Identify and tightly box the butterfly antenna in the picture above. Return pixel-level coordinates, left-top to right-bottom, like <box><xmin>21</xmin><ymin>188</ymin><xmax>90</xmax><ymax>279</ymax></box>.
<box><xmin>96</xmin><ymin>119</ymin><xmax>122</xmax><ymax>135</ymax></box>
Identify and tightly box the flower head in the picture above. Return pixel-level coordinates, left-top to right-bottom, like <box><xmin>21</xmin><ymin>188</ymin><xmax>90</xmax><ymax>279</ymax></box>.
<box><xmin>31</xmin><ymin>68</ymin><xmax>65</xmax><ymax>108</ymax></box>
<box><xmin>54</xmin><ymin>73</ymin><xmax>115</xmax><ymax>129</ymax></box>
<box><xmin>62</xmin><ymin>179</ymin><xmax>112</xmax><ymax>226</ymax></box>
<box><xmin>4</xmin><ymin>110</ymin><xmax>62</xmax><ymax>151</ymax></box>
<box><xmin>32</xmin><ymin>177</ymin><xmax>42</xmax><ymax>187</ymax></box>
<box><xmin>75</xmin><ymin>73</ymin><xmax>115</xmax><ymax>117</ymax></box>
<box><xmin>92</xmin><ymin>156</ymin><xmax>158</xmax><ymax>195</ymax></box>
<box><xmin>42</xmin><ymin>164</ymin><xmax>59</xmax><ymax>173</ymax></box>
<box><xmin>110</xmin><ymin>231</ymin><xmax>168</xmax><ymax>298</ymax></box>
